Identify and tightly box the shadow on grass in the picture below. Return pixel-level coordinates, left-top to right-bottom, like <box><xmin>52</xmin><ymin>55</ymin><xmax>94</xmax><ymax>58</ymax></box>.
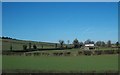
<box><xmin>2</xmin><ymin>69</ymin><xmax>119</xmax><ymax>75</ymax></box>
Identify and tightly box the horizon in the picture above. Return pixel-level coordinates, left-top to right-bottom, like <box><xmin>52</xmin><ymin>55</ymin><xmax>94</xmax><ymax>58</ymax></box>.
<box><xmin>2</xmin><ymin>2</ymin><xmax>118</xmax><ymax>43</ymax></box>
<box><xmin>1</xmin><ymin>36</ymin><xmax>118</xmax><ymax>44</ymax></box>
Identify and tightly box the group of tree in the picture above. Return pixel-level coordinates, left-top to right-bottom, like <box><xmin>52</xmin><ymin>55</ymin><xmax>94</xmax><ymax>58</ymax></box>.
<box><xmin>23</xmin><ymin>40</ymin><xmax>119</xmax><ymax>50</ymax></box>
<box><xmin>58</xmin><ymin>39</ymin><xmax>84</xmax><ymax>48</ymax></box>
<box><xmin>23</xmin><ymin>43</ymin><xmax>37</xmax><ymax>50</ymax></box>
<box><xmin>84</xmin><ymin>39</ymin><xmax>94</xmax><ymax>44</ymax></box>
<box><xmin>1</xmin><ymin>36</ymin><xmax>17</xmax><ymax>40</ymax></box>
<box><xmin>72</xmin><ymin>39</ymin><xmax>96</xmax><ymax>48</ymax></box>
<box><xmin>58</xmin><ymin>39</ymin><xmax>120</xmax><ymax>48</ymax></box>
<box><xmin>95</xmin><ymin>41</ymin><xmax>106</xmax><ymax>47</ymax></box>
<box><xmin>73</xmin><ymin>39</ymin><xmax>81</xmax><ymax>48</ymax></box>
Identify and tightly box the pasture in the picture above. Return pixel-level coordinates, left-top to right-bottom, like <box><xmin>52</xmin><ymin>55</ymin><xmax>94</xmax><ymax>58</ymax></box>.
<box><xmin>3</xmin><ymin>55</ymin><xmax>118</xmax><ymax>73</ymax></box>
<box><xmin>2</xmin><ymin>39</ymin><xmax>57</xmax><ymax>51</ymax></box>
<box><xmin>2</xmin><ymin>39</ymin><xmax>119</xmax><ymax>73</ymax></box>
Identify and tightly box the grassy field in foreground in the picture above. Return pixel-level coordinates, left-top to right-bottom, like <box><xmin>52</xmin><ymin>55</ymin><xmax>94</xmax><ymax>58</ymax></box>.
<box><xmin>3</xmin><ymin>55</ymin><xmax>118</xmax><ymax>73</ymax></box>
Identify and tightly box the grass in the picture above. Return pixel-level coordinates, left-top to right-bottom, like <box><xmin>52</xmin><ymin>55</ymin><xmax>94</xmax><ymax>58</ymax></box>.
<box><xmin>2</xmin><ymin>39</ymin><xmax>119</xmax><ymax>73</ymax></box>
<box><xmin>3</xmin><ymin>55</ymin><xmax>118</xmax><ymax>73</ymax></box>
<box><xmin>2</xmin><ymin>39</ymin><xmax>56</xmax><ymax>51</ymax></box>
<box><xmin>0</xmin><ymin>55</ymin><xmax>2</xmax><ymax>70</ymax></box>
<box><xmin>96</xmin><ymin>47</ymin><xmax>118</xmax><ymax>50</ymax></box>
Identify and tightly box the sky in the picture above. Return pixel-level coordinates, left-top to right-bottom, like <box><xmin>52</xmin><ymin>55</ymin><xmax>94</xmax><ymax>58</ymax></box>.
<box><xmin>2</xmin><ymin>2</ymin><xmax>118</xmax><ymax>43</ymax></box>
<box><xmin>0</xmin><ymin>2</ymin><xmax>1</xmax><ymax>37</ymax></box>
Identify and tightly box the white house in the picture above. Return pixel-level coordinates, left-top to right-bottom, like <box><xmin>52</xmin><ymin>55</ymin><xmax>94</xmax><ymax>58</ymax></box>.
<box><xmin>84</xmin><ymin>44</ymin><xmax>95</xmax><ymax>50</ymax></box>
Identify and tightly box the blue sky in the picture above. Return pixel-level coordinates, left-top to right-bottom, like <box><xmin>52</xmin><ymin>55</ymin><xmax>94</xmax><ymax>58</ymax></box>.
<box><xmin>2</xmin><ymin>2</ymin><xmax>118</xmax><ymax>43</ymax></box>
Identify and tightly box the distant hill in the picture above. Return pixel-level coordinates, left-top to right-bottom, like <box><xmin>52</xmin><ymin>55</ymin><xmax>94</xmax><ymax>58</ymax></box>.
<box><xmin>1</xmin><ymin>38</ymin><xmax>59</xmax><ymax>51</ymax></box>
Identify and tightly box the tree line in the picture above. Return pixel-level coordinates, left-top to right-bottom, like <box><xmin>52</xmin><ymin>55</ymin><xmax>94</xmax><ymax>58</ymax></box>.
<box><xmin>20</xmin><ymin>39</ymin><xmax>119</xmax><ymax>51</ymax></box>
<box><xmin>1</xmin><ymin>36</ymin><xmax>17</xmax><ymax>40</ymax></box>
<box><xmin>59</xmin><ymin>39</ymin><xmax>120</xmax><ymax>48</ymax></box>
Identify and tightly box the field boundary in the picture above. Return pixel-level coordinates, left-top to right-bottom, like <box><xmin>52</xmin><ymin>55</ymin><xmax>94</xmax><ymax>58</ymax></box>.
<box><xmin>2</xmin><ymin>69</ymin><xmax>119</xmax><ymax>74</ymax></box>
<box><xmin>2</xmin><ymin>49</ymin><xmax>120</xmax><ymax>56</ymax></box>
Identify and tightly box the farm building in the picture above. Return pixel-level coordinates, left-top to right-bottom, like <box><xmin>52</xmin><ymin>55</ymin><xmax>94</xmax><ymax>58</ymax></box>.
<box><xmin>84</xmin><ymin>44</ymin><xmax>95</xmax><ymax>50</ymax></box>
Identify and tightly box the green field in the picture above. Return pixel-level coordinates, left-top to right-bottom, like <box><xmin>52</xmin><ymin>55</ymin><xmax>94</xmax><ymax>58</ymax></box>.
<box><xmin>3</xmin><ymin>55</ymin><xmax>118</xmax><ymax>73</ymax></box>
<box><xmin>2</xmin><ymin>39</ymin><xmax>57</xmax><ymax>51</ymax></box>
<box><xmin>2</xmin><ymin>39</ymin><xmax>119</xmax><ymax>73</ymax></box>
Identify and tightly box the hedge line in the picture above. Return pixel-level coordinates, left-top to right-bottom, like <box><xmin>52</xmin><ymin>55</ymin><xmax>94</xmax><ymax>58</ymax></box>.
<box><xmin>2</xmin><ymin>50</ymin><xmax>120</xmax><ymax>56</ymax></box>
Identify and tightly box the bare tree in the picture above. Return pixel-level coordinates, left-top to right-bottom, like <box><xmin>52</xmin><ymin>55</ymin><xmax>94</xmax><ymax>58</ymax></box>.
<box><xmin>59</xmin><ymin>40</ymin><xmax>64</xmax><ymax>48</ymax></box>
<box><xmin>67</xmin><ymin>40</ymin><xmax>70</xmax><ymax>45</ymax></box>
<box><xmin>67</xmin><ymin>40</ymin><xmax>70</xmax><ymax>48</ymax></box>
